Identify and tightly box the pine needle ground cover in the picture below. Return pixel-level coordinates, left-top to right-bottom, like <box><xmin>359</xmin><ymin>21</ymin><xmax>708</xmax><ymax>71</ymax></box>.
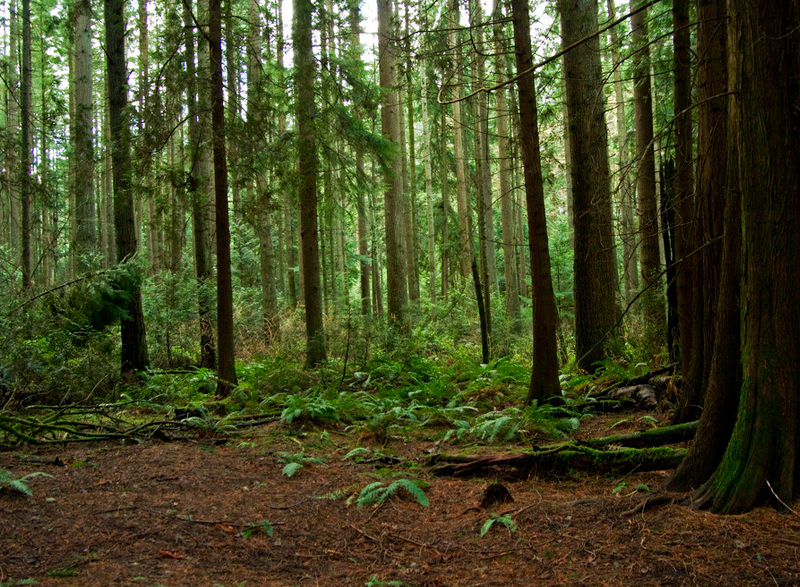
<box><xmin>2</xmin><ymin>412</ymin><xmax>798</xmax><ymax>587</ymax></box>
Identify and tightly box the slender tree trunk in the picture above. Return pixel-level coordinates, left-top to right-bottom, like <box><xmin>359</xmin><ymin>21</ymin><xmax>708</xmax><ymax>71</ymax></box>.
<box><xmin>379</xmin><ymin>0</ymin><xmax>408</xmax><ymax>329</ymax></box>
<box><xmin>403</xmin><ymin>2</ymin><xmax>420</xmax><ymax>305</ymax></box>
<box><xmin>105</xmin><ymin>0</ymin><xmax>148</xmax><ymax>374</ymax></box>
<box><xmin>421</xmin><ymin>62</ymin><xmax>436</xmax><ymax>305</ymax></box>
<box><xmin>449</xmin><ymin>0</ymin><xmax>472</xmax><ymax>282</ymax></box>
<box><xmin>184</xmin><ymin>0</ymin><xmax>216</xmax><ymax>370</ymax></box>
<box><xmin>209</xmin><ymin>0</ymin><xmax>237</xmax><ymax>393</ymax></box>
<box><xmin>494</xmin><ymin>0</ymin><xmax>521</xmax><ymax>333</ymax></box>
<box><xmin>559</xmin><ymin>0</ymin><xmax>618</xmax><ymax>372</ymax></box>
<box><xmin>20</xmin><ymin>0</ymin><xmax>32</xmax><ymax>290</ymax></box>
<box><xmin>606</xmin><ymin>0</ymin><xmax>637</xmax><ymax>306</ymax></box>
<box><xmin>294</xmin><ymin>0</ymin><xmax>326</xmax><ymax>364</ymax></box>
<box><xmin>630</xmin><ymin>1</ymin><xmax>664</xmax><ymax>344</ymax></box>
<box><xmin>511</xmin><ymin>0</ymin><xmax>561</xmax><ymax>404</ymax></box>
<box><xmin>672</xmin><ymin>0</ymin><xmax>694</xmax><ymax>374</ymax></box>
<box><xmin>73</xmin><ymin>0</ymin><xmax>96</xmax><ymax>274</ymax></box>
<box><xmin>5</xmin><ymin>0</ymin><xmax>19</xmax><ymax>260</ymax></box>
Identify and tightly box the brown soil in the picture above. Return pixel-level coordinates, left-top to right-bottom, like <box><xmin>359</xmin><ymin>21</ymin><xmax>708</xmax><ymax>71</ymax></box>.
<box><xmin>2</xmin><ymin>415</ymin><xmax>800</xmax><ymax>587</ymax></box>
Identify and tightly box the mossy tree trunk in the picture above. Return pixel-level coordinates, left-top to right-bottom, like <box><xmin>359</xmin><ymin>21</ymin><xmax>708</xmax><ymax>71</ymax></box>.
<box><xmin>690</xmin><ymin>0</ymin><xmax>799</xmax><ymax>514</ymax></box>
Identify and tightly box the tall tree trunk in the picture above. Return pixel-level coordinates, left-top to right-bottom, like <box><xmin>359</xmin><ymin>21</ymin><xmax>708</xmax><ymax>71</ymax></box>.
<box><xmin>494</xmin><ymin>0</ymin><xmax>521</xmax><ymax>333</ymax></box>
<box><xmin>184</xmin><ymin>0</ymin><xmax>216</xmax><ymax>370</ymax></box>
<box><xmin>402</xmin><ymin>1</ymin><xmax>420</xmax><ymax>305</ymax></box>
<box><xmin>294</xmin><ymin>0</ymin><xmax>326</xmax><ymax>365</ymax></box>
<box><xmin>20</xmin><ymin>0</ymin><xmax>32</xmax><ymax>290</ymax></box>
<box><xmin>471</xmin><ymin>0</ymin><xmax>493</xmax><ymax>353</ymax></box>
<box><xmin>559</xmin><ymin>0</ymin><xmax>618</xmax><ymax>372</ymax></box>
<box><xmin>690</xmin><ymin>0</ymin><xmax>799</xmax><ymax>514</ymax></box>
<box><xmin>672</xmin><ymin>0</ymin><xmax>694</xmax><ymax>376</ymax></box>
<box><xmin>606</xmin><ymin>0</ymin><xmax>637</xmax><ymax>306</ymax></box>
<box><xmin>511</xmin><ymin>0</ymin><xmax>561</xmax><ymax>405</ymax></box>
<box><xmin>348</xmin><ymin>2</ymin><xmax>371</xmax><ymax>316</ymax></box>
<box><xmin>5</xmin><ymin>0</ymin><xmax>19</xmax><ymax>261</ymax></box>
<box><xmin>448</xmin><ymin>0</ymin><xmax>472</xmax><ymax>282</ymax></box>
<box><xmin>73</xmin><ymin>0</ymin><xmax>96</xmax><ymax>274</ymax></box>
<box><xmin>209</xmin><ymin>0</ymin><xmax>237</xmax><ymax>393</ymax></box>
<box><xmin>674</xmin><ymin>0</ymin><xmax>728</xmax><ymax>423</ymax></box>
<box><xmin>630</xmin><ymin>1</ymin><xmax>664</xmax><ymax>345</ymax></box>
<box><xmin>105</xmin><ymin>0</ymin><xmax>148</xmax><ymax>374</ymax></box>
<box><xmin>421</xmin><ymin>61</ymin><xmax>436</xmax><ymax>305</ymax></box>
<box><xmin>379</xmin><ymin>0</ymin><xmax>408</xmax><ymax>329</ymax></box>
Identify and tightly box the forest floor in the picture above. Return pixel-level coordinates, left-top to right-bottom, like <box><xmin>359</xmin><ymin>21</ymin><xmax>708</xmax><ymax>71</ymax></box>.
<box><xmin>2</xmin><ymin>411</ymin><xmax>800</xmax><ymax>587</ymax></box>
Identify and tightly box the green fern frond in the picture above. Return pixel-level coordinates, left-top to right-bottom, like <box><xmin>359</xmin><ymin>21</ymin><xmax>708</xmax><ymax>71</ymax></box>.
<box><xmin>356</xmin><ymin>478</ymin><xmax>429</xmax><ymax>508</ymax></box>
<box><xmin>0</xmin><ymin>468</ymin><xmax>54</xmax><ymax>496</ymax></box>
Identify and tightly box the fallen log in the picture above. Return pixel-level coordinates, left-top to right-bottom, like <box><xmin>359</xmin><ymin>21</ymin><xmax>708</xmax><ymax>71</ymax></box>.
<box><xmin>577</xmin><ymin>420</ymin><xmax>697</xmax><ymax>450</ymax></box>
<box><xmin>431</xmin><ymin>445</ymin><xmax>686</xmax><ymax>477</ymax></box>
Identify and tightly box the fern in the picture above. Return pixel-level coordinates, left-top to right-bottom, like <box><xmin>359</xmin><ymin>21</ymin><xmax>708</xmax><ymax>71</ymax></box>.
<box><xmin>0</xmin><ymin>468</ymin><xmax>54</xmax><ymax>497</ymax></box>
<box><xmin>480</xmin><ymin>514</ymin><xmax>517</xmax><ymax>537</ymax></box>
<box><xmin>356</xmin><ymin>478</ymin><xmax>429</xmax><ymax>508</ymax></box>
<box><xmin>276</xmin><ymin>452</ymin><xmax>325</xmax><ymax>477</ymax></box>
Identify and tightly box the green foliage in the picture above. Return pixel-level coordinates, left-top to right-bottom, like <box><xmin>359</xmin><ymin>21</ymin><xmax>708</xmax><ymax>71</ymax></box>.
<box><xmin>356</xmin><ymin>478</ymin><xmax>429</xmax><ymax>509</ymax></box>
<box><xmin>0</xmin><ymin>468</ymin><xmax>54</xmax><ymax>496</ymax></box>
<box><xmin>0</xmin><ymin>579</ymin><xmax>39</xmax><ymax>586</ymax></box>
<box><xmin>242</xmin><ymin>520</ymin><xmax>273</xmax><ymax>538</ymax></box>
<box><xmin>444</xmin><ymin>403</ymin><xmax>582</xmax><ymax>444</ymax></box>
<box><xmin>276</xmin><ymin>452</ymin><xmax>325</xmax><ymax>477</ymax></box>
<box><xmin>480</xmin><ymin>514</ymin><xmax>517</xmax><ymax>537</ymax></box>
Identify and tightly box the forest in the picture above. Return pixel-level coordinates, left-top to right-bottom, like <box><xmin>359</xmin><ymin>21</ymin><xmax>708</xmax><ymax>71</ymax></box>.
<box><xmin>0</xmin><ymin>0</ymin><xmax>799</xmax><ymax>584</ymax></box>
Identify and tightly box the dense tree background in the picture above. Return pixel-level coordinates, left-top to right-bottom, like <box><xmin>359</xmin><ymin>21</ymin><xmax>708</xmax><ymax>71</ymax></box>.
<box><xmin>0</xmin><ymin>0</ymin><xmax>797</xmax><ymax>513</ymax></box>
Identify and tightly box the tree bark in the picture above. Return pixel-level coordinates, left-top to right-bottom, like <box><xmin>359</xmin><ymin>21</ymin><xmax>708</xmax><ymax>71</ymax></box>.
<box><xmin>684</xmin><ymin>0</ymin><xmax>799</xmax><ymax>514</ymax></box>
<box><xmin>184</xmin><ymin>0</ymin><xmax>216</xmax><ymax>370</ymax></box>
<box><xmin>379</xmin><ymin>0</ymin><xmax>408</xmax><ymax>330</ymax></box>
<box><xmin>20</xmin><ymin>0</ymin><xmax>32</xmax><ymax>290</ymax></box>
<box><xmin>674</xmin><ymin>0</ymin><xmax>729</xmax><ymax>424</ymax></box>
<box><xmin>630</xmin><ymin>1</ymin><xmax>664</xmax><ymax>342</ymax></box>
<box><xmin>493</xmin><ymin>1</ymin><xmax>521</xmax><ymax>334</ymax></box>
<box><xmin>294</xmin><ymin>0</ymin><xmax>327</xmax><ymax>365</ymax></box>
<box><xmin>672</xmin><ymin>0</ymin><xmax>694</xmax><ymax>375</ymax></box>
<box><xmin>559</xmin><ymin>0</ymin><xmax>618</xmax><ymax>372</ymax></box>
<box><xmin>606</xmin><ymin>0</ymin><xmax>637</xmax><ymax>306</ymax></box>
<box><xmin>105</xmin><ymin>0</ymin><xmax>149</xmax><ymax>374</ymax></box>
<box><xmin>209</xmin><ymin>0</ymin><xmax>237</xmax><ymax>393</ymax></box>
<box><xmin>448</xmin><ymin>0</ymin><xmax>472</xmax><ymax>283</ymax></box>
<box><xmin>73</xmin><ymin>0</ymin><xmax>96</xmax><ymax>275</ymax></box>
<box><xmin>512</xmin><ymin>0</ymin><xmax>561</xmax><ymax>405</ymax></box>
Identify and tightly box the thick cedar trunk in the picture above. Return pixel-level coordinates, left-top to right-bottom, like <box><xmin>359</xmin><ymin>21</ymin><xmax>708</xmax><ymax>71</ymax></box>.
<box><xmin>685</xmin><ymin>0</ymin><xmax>799</xmax><ymax>513</ymax></box>
<box><xmin>105</xmin><ymin>0</ymin><xmax>148</xmax><ymax>374</ymax></box>
<box><xmin>184</xmin><ymin>0</ymin><xmax>216</xmax><ymax>370</ymax></box>
<box><xmin>559</xmin><ymin>0</ymin><xmax>618</xmax><ymax>372</ymax></box>
<box><xmin>379</xmin><ymin>0</ymin><xmax>408</xmax><ymax>329</ymax></box>
<box><xmin>294</xmin><ymin>0</ymin><xmax>326</xmax><ymax>365</ymax></box>
<box><xmin>674</xmin><ymin>0</ymin><xmax>728</xmax><ymax>423</ymax></box>
<box><xmin>209</xmin><ymin>0</ymin><xmax>237</xmax><ymax>393</ymax></box>
<box><xmin>511</xmin><ymin>0</ymin><xmax>561</xmax><ymax>405</ymax></box>
<box><xmin>630</xmin><ymin>2</ymin><xmax>663</xmax><ymax>341</ymax></box>
<box><xmin>73</xmin><ymin>0</ymin><xmax>96</xmax><ymax>274</ymax></box>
